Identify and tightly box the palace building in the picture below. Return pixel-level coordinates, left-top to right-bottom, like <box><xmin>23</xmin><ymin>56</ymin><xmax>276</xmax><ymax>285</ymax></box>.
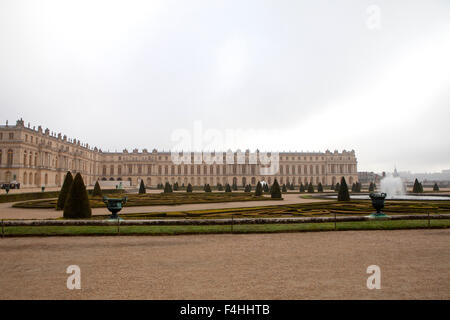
<box><xmin>0</xmin><ymin>119</ymin><xmax>358</xmax><ymax>188</ymax></box>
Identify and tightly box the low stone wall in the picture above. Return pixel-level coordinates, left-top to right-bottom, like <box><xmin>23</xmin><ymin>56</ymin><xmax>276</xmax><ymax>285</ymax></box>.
<box><xmin>2</xmin><ymin>214</ymin><xmax>450</xmax><ymax>227</ymax></box>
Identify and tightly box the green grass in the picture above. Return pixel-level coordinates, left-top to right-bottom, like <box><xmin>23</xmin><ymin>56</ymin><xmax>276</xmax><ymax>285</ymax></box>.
<box><xmin>2</xmin><ymin>219</ymin><xmax>449</xmax><ymax>237</ymax></box>
<box><xmin>12</xmin><ymin>192</ymin><xmax>279</xmax><ymax>209</ymax></box>
<box><xmin>1</xmin><ymin>189</ymin><xmax>123</xmax><ymax>204</ymax></box>
<box><xmin>92</xmin><ymin>199</ymin><xmax>450</xmax><ymax>220</ymax></box>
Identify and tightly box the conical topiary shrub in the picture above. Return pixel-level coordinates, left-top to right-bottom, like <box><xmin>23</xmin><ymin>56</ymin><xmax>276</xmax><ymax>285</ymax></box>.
<box><xmin>299</xmin><ymin>183</ymin><xmax>305</xmax><ymax>193</ymax></box>
<box><xmin>412</xmin><ymin>178</ymin><xmax>421</xmax><ymax>193</ymax></box>
<box><xmin>255</xmin><ymin>181</ymin><xmax>263</xmax><ymax>196</ymax></box>
<box><xmin>92</xmin><ymin>180</ymin><xmax>102</xmax><ymax>197</ymax></box>
<box><xmin>186</xmin><ymin>183</ymin><xmax>193</xmax><ymax>193</ymax></box>
<box><xmin>63</xmin><ymin>173</ymin><xmax>91</xmax><ymax>219</ymax></box>
<box><xmin>139</xmin><ymin>179</ymin><xmax>146</xmax><ymax>194</ymax></box>
<box><xmin>263</xmin><ymin>183</ymin><xmax>269</xmax><ymax>193</ymax></box>
<box><xmin>56</xmin><ymin>171</ymin><xmax>73</xmax><ymax>210</ymax></box>
<box><xmin>307</xmin><ymin>183</ymin><xmax>314</xmax><ymax>193</ymax></box>
<box><xmin>282</xmin><ymin>184</ymin><xmax>287</xmax><ymax>192</ymax></box>
<box><xmin>317</xmin><ymin>182</ymin><xmax>323</xmax><ymax>192</ymax></box>
<box><xmin>270</xmin><ymin>179</ymin><xmax>282</xmax><ymax>199</ymax></box>
<box><xmin>164</xmin><ymin>182</ymin><xmax>173</xmax><ymax>193</ymax></box>
<box><xmin>433</xmin><ymin>183</ymin><xmax>439</xmax><ymax>192</ymax></box>
<box><xmin>369</xmin><ymin>182</ymin><xmax>374</xmax><ymax>192</ymax></box>
<box><xmin>225</xmin><ymin>184</ymin><xmax>232</xmax><ymax>192</ymax></box>
<box><xmin>205</xmin><ymin>184</ymin><xmax>212</xmax><ymax>192</ymax></box>
<box><xmin>338</xmin><ymin>177</ymin><xmax>350</xmax><ymax>201</ymax></box>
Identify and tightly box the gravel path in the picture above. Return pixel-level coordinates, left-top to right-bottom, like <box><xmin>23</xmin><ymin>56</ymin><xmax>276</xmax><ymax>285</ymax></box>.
<box><xmin>0</xmin><ymin>229</ymin><xmax>448</xmax><ymax>299</ymax></box>
<box><xmin>0</xmin><ymin>193</ymin><xmax>328</xmax><ymax>219</ymax></box>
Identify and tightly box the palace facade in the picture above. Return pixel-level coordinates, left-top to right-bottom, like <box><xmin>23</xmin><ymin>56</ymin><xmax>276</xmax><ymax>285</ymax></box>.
<box><xmin>0</xmin><ymin>119</ymin><xmax>358</xmax><ymax>188</ymax></box>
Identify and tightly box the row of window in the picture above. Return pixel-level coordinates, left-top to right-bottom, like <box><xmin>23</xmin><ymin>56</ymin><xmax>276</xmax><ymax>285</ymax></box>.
<box><xmin>100</xmin><ymin>175</ymin><xmax>356</xmax><ymax>186</ymax></box>
<box><xmin>101</xmin><ymin>163</ymin><xmax>355</xmax><ymax>176</ymax></box>
<box><xmin>0</xmin><ymin>149</ymin><xmax>13</xmax><ymax>165</ymax></box>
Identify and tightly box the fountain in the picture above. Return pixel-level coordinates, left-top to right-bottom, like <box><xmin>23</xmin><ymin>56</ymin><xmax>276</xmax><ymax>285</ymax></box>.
<box><xmin>380</xmin><ymin>175</ymin><xmax>405</xmax><ymax>198</ymax></box>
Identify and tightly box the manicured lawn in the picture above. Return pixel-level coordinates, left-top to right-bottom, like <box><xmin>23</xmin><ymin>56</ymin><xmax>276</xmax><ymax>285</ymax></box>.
<box><xmin>2</xmin><ymin>219</ymin><xmax>449</xmax><ymax>236</ymax></box>
<box><xmin>12</xmin><ymin>192</ymin><xmax>278</xmax><ymax>209</ymax></box>
<box><xmin>92</xmin><ymin>199</ymin><xmax>450</xmax><ymax>219</ymax></box>
<box><xmin>1</xmin><ymin>189</ymin><xmax>123</xmax><ymax>204</ymax></box>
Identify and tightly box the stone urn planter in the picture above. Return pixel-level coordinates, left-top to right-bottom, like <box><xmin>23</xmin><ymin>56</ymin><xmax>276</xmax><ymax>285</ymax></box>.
<box><xmin>103</xmin><ymin>196</ymin><xmax>127</xmax><ymax>220</ymax></box>
<box><xmin>369</xmin><ymin>192</ymin><xmax>389</xmax><ymax>218</ymax></box>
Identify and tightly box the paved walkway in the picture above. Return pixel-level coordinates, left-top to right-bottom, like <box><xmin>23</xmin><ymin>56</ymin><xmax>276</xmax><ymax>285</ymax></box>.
<box><xmin>0</xmin><ymin>193</ymin><xmax>329</xmax><ymax>220</ymax></box>
<box><xmin>1</xmin><ymin>229</ymin><xmax>448</xmax><ymax>299</ymax></box>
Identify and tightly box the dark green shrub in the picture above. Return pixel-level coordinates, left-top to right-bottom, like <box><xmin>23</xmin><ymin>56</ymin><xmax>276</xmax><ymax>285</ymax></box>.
<box><xmin>205</xmin><ymin>184</ymin><xmax>212</xmax><ymax>192</ymax></box>
<box><xmin>317</xmin><ymin>182</ymin><xmax>323</xmax><ymax>192</ymax></box>
<box><xmin>270</xmin><ymin>179</ymin><xmax>282</xmax><ymax>199</ymax></box>
<box><xmin>299</xmin><ymin>183</ymin><xmax>305</xmax><ymax>193</ymax></box>
<box><xmin>56</xmin><ymin>171</ymin><xmax>73</xmax><ymax>210</ymax></box>
<box><xmin>92</xmin><ymin>180</ymin><xmax>102</xmax><ymax>197</ymax></box>
<box><xmin>433</xmin><ymin>183</ymin><xmax>439</xmax><ymax>192</ymax></box>
<box><xmin>282</xmin><ymin>184</ymin><xmax>287</xmax><ymax>192</ymax></box>
<box><xmin>263</xmin><ymin>183</ymin><xmax>269</xmax><ymax>193</ymax></box>
<box><xmin>369</xmin><ymin>182</ymin><xmax>374</xmax><ymax>192</ymax></box>
<box><xmin>307</xmin><ymin>183</ymin><xmax>314</xmax><ymax>193</ymax></box>
<box><xmin>255</xmin><ymin>181</ymin><xmax>263</xmax><ymax>196</ymax></box>
<box><xmin>63</xmin><ymin>173</ymin><xmax>91</xmax><ymax>218</ymax></box>
<box><xmin>412</xmin><ymin>179</ymin><xmax>422</xmax><ymax>193</ymax></box>
<box><xmin>138</xmin><ymin>180</ymin><xmax>146</xmax><ymax>194</ymax></box>
<box><xmin>225</xmin><ymin>184</ymin><xmax>232</xmax><ymax>192</ymax></box>
<box><xmin>164</xmin><ymin>182</ymin><xmax>173</xmax><ymax>193</ymax></box>
<box><xmin>338</xmin><ymin>177</ymin><xmax>350</xmax><ymax>201</ymax></box>
<box><xmin>186</xmin><ymin>183</ymin><xmax>193</xmax><ymax>192</ymax></box>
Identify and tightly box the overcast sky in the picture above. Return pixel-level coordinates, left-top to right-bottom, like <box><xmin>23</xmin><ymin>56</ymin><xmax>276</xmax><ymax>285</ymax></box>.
<box><xmin>1</xmin><ymin>0</ymin><xmax>449</xmax><ymax>173</ymax></box>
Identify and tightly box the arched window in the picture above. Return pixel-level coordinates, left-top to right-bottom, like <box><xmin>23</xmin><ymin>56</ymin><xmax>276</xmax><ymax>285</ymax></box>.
<box><xmin>102</xmin><ymin>165</ymin><xmax>107</xmax><ymax>175</ymax></box>
<box><xmin>118</xmin><ymin>165</ymin><xmax>122</xmax><ymax>175</ymax></box>
<box><xmin>34</xmin><ymin>153</ymin><xmax>37</xmax><ymax>166</ymax></box>
<box><xmin>23</xmin><ymin>172</ymin><xmax>27</xmax><ymax>184</ymax></box>
<box><xmin>44</xmin><ymin>173</ymin><xmax>48</xmax><ymax>185</ymax></box>
<box><xmin>0</xmin><ymin>149</ymin><xmax>2</xmax><ymax>164</ymax></box>
<box><xmin>7</xmin><ymin>149</ymin><xmax>13</xmax><ymax>165</ymax></box>
<box><xmin>24</xmin><ymin>151</ymin><xmax>27</xmax><ymax>165</ymax></box>
<box><xmin>29</xmin><ymin>172</ymin><xmax>33</xmax><ymax>185</ymax></box>
<box><xmin>110</xmin><ymin>165</ymin><xmax>114</xmax><ymax>175</ymax></box>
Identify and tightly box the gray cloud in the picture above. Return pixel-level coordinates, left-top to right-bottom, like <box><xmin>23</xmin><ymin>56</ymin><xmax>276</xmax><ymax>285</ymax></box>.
<box><xmin>1</xmin><ymin>0</ymin><xmax>449</xmax><ymax>172</ymax></box>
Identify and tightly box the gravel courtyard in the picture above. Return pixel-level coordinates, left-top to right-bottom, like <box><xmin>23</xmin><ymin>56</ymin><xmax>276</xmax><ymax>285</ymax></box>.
<box><xmin>0</xmin><ymin>229</ymin><xmax>449</xmax><ymax>299</ymax></box>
